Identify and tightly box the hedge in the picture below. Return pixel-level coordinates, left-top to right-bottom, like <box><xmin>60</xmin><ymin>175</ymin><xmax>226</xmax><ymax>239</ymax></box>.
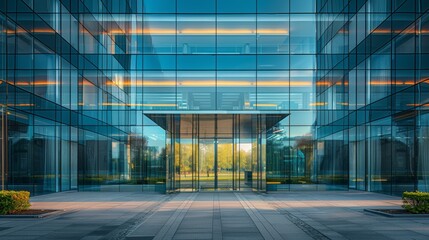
<box><xmin>402</xmin><ymin>191</ymin><xmax>429</xmax><ymax>214</ymax></box>
<box><xmin>0</xmin><ymin>190</ymin><xmax>31</xmax><ymax>215</ymax></box>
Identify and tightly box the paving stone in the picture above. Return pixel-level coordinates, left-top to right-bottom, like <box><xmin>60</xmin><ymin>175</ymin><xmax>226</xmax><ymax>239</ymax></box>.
<box><xmin>222</xmin><ymin>232</ymin><xmax>264</xmax><ymax>240</ymax></box>
<box><xmin>0</xmin><ymin>191</ymin><xmax>428</xmax><ymax>239</ymax></box>
<box><xmin>172</xmin><ymin>233</ymin><xmax>212</xmax><ymax>239</ymax></box>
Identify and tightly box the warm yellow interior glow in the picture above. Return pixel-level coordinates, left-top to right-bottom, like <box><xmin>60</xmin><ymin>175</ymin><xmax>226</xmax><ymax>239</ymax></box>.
<box><xmin>317</xmin><ymin>80</ymin><xmax>417</xmax><ymax>87</ymax></box>
<box><xmin>407</xmin><ymin>103</ymin><xmax>429</xmax><ymax>107</ymax></box>
<box><xmin>7</xmin><ymin>28</ymin><xmax>428</xmax><ymax>36</ymax></box>
<box><xmin>6</xmin><ymin>104</ymin><xmax>34</xmax><ymax>107</ymax></box>
<box><xmin>108</xmin><ymin>28</ymin><xmax>288</xmax><ymax>35</ymax></box>
<box><xmin>15</xmin><ymin>81</ymin><xmax>57</xmax><ymax>86</ymax></box>
<box><xmin>102</xmin><ymin>103</ymin><xmax>177</xmax><ymax>107</ymax></box>
<box><xmin>5</xmin><ymin>28</ymin><xmax>56</xmax><ymax>34</ymax></box>
<box><xmin>370</xmin><ymin>80</ymin><xmax>415</xmax><ymax>85</ymax></box>
<box><xmin>309</xmin><ymin>102</ymin><xmax>327</xmax><ymax>106</ymax></box>
<box><xmin>254</xmin><ymin>103</ymin><xmax>278</xmax><ymax>107</ymax></box>
<box><xmin>107</xmin><ymin>80</ymin><xmax>311</xmax><ymax>87</ymax></box>
<box><xmin>337</xmin><ymin>102</ymin><xmax>349</xmax><ymax>106</ymax></box>
<box><xmin>372</xmin><ymin>29</ymin><xmax>429</xmax><ymax>34</ymax></box>
<box><xmin>32</xmin><ymin>28</ymin><xmax>56</xmax><ymax>33</ymax></box>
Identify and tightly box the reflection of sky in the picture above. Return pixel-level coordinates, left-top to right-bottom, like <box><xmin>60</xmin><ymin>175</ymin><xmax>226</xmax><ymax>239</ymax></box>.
<box><xmin>279</xmin><ymin>111</ymin><xmax>315</xmax><ymax>126</ymax></box>
<box><xmin>290</xmin><ymin>126</ymin><xmax>312</xmax><ymax>138</ymax></box>
<box><xmin>112</xmin><ymin>142</ymin><xmax>120</xmax><ymax>159</ymax></box>
<box><xmin>141</xmin><ymin>0</ymin><xmax>316</xmax><ymax>14</ymax></box>
<box><xmin>144</xmin><ymin>126</ymin><xmax>166</xmax><ymax>149</ymax></box>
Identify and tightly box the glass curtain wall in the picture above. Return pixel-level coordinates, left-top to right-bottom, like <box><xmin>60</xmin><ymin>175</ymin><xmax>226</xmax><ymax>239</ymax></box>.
<box><xmin>317</xmin><ymin>0</ymin><xmax>429</xmax><ymax>195</ymax></box>
<box><xmin>0</xmin><ymin>105</ymin><xmax>5</xmax><ymax>190</ymax></box>
<box><xmin>7</xmin><ymin>0</ymin><xmax>429</xmax><ymax>196</ymax></box>
<box><xmin>0</xmin><ymin>0</ymin><xmax>327</xmax><ymax>195</ymax></box>
<box><xmin>0</xmin><ymin>2</ymin><xmax>6</xmax><ymax>190</ymax></box>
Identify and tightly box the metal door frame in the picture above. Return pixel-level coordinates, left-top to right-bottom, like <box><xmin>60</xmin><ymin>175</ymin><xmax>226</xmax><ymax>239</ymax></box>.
<box><xmin>1</xmin><ymin>105</ymin><xmax>7</xmax><ymax>191</ymax></box>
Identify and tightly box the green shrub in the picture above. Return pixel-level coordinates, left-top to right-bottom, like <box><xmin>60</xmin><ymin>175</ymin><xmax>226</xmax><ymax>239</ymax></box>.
<box><xmin>402</xmin><ymin>191</ymin><xmax>429</xmax><ymax>214</ymax></box>
<box><xmin>0</xmin><ymin>190</ymin><xmax>31</xmax><ymax>214</ymax></box>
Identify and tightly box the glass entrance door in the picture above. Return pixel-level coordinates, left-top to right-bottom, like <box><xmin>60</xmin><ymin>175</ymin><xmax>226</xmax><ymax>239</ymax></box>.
<box><xmin>198</xmin><ymin>138</ymin><xmax>215</xmax><ymax>190</ymax></box>
<box><xmin>152</xmin><ymin>113</ymin><xmax>282</xmax><ymax>192</ymax></box>
<box><xmin>198</xmin><ymin>138</ymin><xmax>234</xmax><ymax>191</ymax></box>
<box><xmin>217</xmin><ymin>139</ymin><xmax>233</xmax><ymax>190</ymax></box>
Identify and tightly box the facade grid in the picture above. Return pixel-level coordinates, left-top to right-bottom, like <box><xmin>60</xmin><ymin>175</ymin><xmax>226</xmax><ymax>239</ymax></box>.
<box><xmin>0</xmin><ymin>0</ymin><xmax>427</xmax><ymax>196</ymax></box>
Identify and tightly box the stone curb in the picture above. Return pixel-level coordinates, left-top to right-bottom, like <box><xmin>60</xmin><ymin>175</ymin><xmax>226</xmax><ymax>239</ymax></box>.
<box><xmin>364</xmin><ymin>209</ymin><xmax>429</xmax><ymax>218</ymax></box>
<box><xmin>0</xmin><ymin>209</ymin><xmax>65</xmax><ymax>219</ymax></box>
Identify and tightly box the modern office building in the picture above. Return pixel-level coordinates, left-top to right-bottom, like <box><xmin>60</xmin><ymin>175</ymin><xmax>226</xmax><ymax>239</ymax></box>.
<box><xmin>0</xmin><ymin>0</ymin><xmax>427</xmax><ymax>196</ymax></box>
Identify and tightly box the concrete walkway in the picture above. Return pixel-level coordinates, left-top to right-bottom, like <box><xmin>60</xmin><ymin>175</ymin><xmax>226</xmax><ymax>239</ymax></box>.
<box><xmin>0</xmin><ymin>191</ymin><xmax>428</xmax><ymax>240</ymax></box>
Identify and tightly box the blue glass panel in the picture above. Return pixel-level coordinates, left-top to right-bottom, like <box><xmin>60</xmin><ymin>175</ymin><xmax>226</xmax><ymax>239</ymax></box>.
<box><xmin>177</xmin><ymin>15</ymin><xmax>215</xmax><ymax>54</ymax></box>
<box><xmin>143</xmin><ymin>55</ymin><xmax>176</xmax><ymax>70</ymax></box>
<box><xmin>217</xmin><ymin>15</ymin><xmax>256</xmax><ymax>54</ymax></box>
<box><xmin>257</xmin><ymin>14</ymin><xmax>289</xmax><ymax>54</ymax></box>
<box><xmin>257</xmin><ymin>71</ymin><xmax>289</xmax><ymax>110</ymax></box>
<box><xmin>290</xmin><ymin>55</ymin><xmax>315</xmax><ymax>69</ymax></box>
<box><xmin>143</xmin><ymin>14</ymin><xmax>176</xmax><ymax>54</ymax></box>
<box><xmin>34</xmin><ymin>54</ymin><xmax>55</xmax><ymax>69</ymax></box>
<box><xmin>178</xmin><ymin>0</ymin><xmax>215</xmax><ymax>13</ymax></box>
<box><xmin>217</xmin><ymin>0</ymin><xmax>256</xmax><ymax>13</ymax></box>
<box><xmin>217</xmin><ymin>71</ymin><xmax>256</xmax><ymax>110</ymax></box>
<box><xmin>177</xmin><ymin>71</ymin><xmax>215</xmax><ymax>110</ymax></box>
<box><xmin>258</xmin><ymin>55</ymin><xmax>289</xmax><ymax>70</ymax></box>
<box><xmin>34</xmin><ymin>0</ymin><xmax>57</xmax><ymax>13</ymax></box>
<box><xmin>258</xmin><ymin>0</ymin><xmax>289</xmax><ymax>13</ymax></box>
<box><xmin>395</xmin><ymin>54</ymin><xmax>415</xmax><ymax>69</ymax></box>
<box><xmin>142</xmin><ymin>71</ymin><xmax>176</xmax><ymax>110</ymax></box>
<box><xmin>290</xmin><ymin>70</ymin><xmax>314</xmax><ymax>109</ymax></box>
<box><xmin>217</xmin><ymin>55</ymin><xmax>256</xmax><ymax>70</ymax></box>
<box><xmin>419</xmin><ymin>14</ymin><xmax>429</xmax><ymax>53</ymax></box>
<box><xmin>16</xmin><ymin>54</ymin><xmax>33</xmax><ymax>69</ymax></box>
<box><xmin>177</xmin><ymin>55</ymin><xmax>215</xmax><ymax>70</ymax></box>
<box><xmin>290</xmin><ymin>14</ymin><xmax>316</xmax><ymax>54</ymax></box>
<box><xmin>143</xmin><ymin>0</ymin><xmax>176</xmax><ymax>13</ymax></box>
<box><xmin>290</xmin><ymin>0</ymin><xmax>315</xmax><ymax>13</ymax></box>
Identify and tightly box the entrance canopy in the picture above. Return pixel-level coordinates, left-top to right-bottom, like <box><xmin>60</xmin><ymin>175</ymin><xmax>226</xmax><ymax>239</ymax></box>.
<box><xmin>144</xmin><ymin>111</ymin><xmax>289</xmax><ymax>137</ymax></box>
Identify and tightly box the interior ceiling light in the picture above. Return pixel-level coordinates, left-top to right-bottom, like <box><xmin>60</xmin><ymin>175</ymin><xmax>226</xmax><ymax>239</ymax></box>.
<box><xmin>108</xmin><ymin>28</ymin><xmax>288</xmax><ymax>35</ymax></box>
<box><xmin>107</xmin><ymin>80</ymin><xmax>311</xmax><ymax>87</ymax></box>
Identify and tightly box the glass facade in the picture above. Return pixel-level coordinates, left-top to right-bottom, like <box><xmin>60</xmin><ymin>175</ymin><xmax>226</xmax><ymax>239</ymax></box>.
<box><xmin>317</xmin><ymin>0</ymin><xmax>429</xmax><ymax>195</ymax></box>
<box><xmin>0</xmin><ymin>0</ymin><xmax>426</xmax><ymax>196</ymax></box>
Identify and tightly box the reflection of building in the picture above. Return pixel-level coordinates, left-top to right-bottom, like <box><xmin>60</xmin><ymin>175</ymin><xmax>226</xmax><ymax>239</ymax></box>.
<box><xmin>316</xmin><ymin>1</ymin><xmax>428</xmax><ymax>195</ymax></box>
<box><xmin>0</xmin><ymin>1</ymin><xmax>427</xmax><ymax>196</ymax></box>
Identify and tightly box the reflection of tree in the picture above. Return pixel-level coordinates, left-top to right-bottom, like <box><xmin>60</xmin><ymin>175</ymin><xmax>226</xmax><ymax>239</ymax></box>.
<box><xmin>239</xmin><ymin>149</ymin><xmax>252</xmax><ymax>171</ymax></box>
<box><xmin>217</xmin><ymin>144</ymin><xmax>232</xmax><ymax>171</ymax></box>
<box><xmin>159</xmin><ymin>147</ymin><xmax>166</xmax><ymax>163</ymax></box>
<box><xmin>129</xmin><ymin>134</ymin><xmax>169</xmax><ymax>184</ymax></box>
<box><xmin>200</xmin><ymin>143</ymin><xmax>214</xmax><ymax>177</ymax></box>
<box><xmin>294</xmin><ymin>136</ymin><xmax>314</xmax><ymax>178</ymax></box>
<box><xmin>179</xmin><ymin>144</ymin><xmax>193</xmax><ymax>177</ymax></box>
<box><xmin>129</xmin><ymin>135</ymin><xmax>148</xmax><ymax>183</ymax></box>
<box><xmin>178</xmin><ymin>142</ymin><xmax>253</xmax><ymax>178</ymax></box>
<box><xmin>266</xmin><ymin>131</ymin><xmax>315</xmax><ymax>183</ymax></box>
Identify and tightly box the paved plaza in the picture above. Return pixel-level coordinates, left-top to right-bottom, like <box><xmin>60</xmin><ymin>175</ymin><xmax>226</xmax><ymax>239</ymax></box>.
<box><xmin>0</xmin><ymin>191</ymin><xmax>428</xmax><ymax>240</ymax></box>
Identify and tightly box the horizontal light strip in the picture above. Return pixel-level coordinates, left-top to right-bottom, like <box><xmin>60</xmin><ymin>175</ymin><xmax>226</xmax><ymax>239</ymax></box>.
<box><xmin>108</xmin><ymin>28</ymin><xmax>288</xmax><ymax>35</ymax></box>
<box><xmin>6</xmin><ymin>28</ymin><xmax>429</xmax><ymax>35</ymax></box>
<box><xmin>309</xmin><ymin>102</ymin><xmax>327</xmax><ymax>106</ymax></box>
<box><xmin>254</xmin><ymin>103</ymin><xmax>278</xmax><ymax>107</ymax></box>
<box><xmin>107</xmin><ymin>80</ymin><xmax>311</xmax><ymax>87</ymax></box>
<box><xmin>102</xmin><ymin>103</ymin><xmax>177</xmax><ymax>107</ymax></box>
